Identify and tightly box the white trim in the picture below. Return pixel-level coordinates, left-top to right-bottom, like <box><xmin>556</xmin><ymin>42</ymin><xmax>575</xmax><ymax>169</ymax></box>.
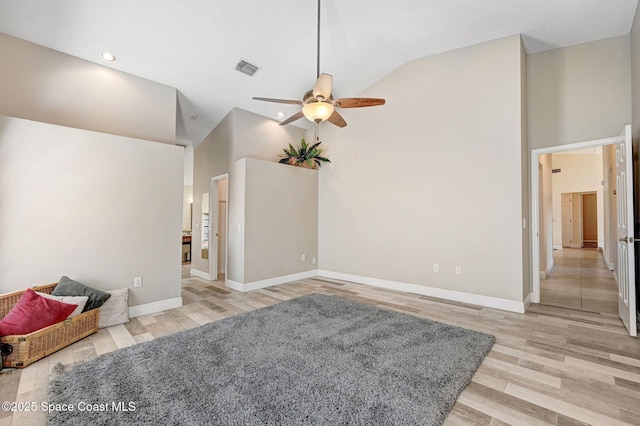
<box><xmin>553</xmin><ymin>245</ymin><xmax>563</xmax><ymax>250</ymax></box>
<box><xmin>226</xmin><ymin>270</ymin><xmax>318</xmax><ymax>292</ymax></box>
<box><xmin>539</xmin><ymin>258</ymin><xmax>553</xmax><ymax>279</ymax></box>
<box><xmin>317</xmin><ymin>270</ymin><xmax>527</xmax><ymax>313</ymax></box>
<box><xmin>530</xmin><ymin>134</ymin><xmax>623</xmax><ymax>306</ymax></box>
<box><xmin>129</xmin><ymin>297</ymin><xmax>183</xmax><ymax>318</ymax></box>
<box><xmin>524</xmin><ymin>293</ymin><xmax>532</xmax><ymax>310</ymax></box>
<box><xmin>190</xmin><ymin>268</ymin><xmax>212</xmax><ymax>280</ymax></box>
<box><xmin>570</xmin><ymin>243</ymin><xmax>582</xmax><ymax>249</ymax></box>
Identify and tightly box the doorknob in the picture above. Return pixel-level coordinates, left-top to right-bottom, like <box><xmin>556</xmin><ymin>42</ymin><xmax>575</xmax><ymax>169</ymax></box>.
<box><xmin>619</xmin><ymin>236</ymin><xmax>634</xmax><ymax>243</ymax></box>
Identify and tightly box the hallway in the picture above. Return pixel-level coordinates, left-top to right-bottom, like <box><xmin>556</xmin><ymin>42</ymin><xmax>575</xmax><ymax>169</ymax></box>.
<box><xmin>540</xmin><ymin>248</ymin><xmax>618</xmax><ymax>314</ymax></box>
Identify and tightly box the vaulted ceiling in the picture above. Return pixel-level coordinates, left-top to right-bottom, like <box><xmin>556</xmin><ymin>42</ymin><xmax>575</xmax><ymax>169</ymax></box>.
<box><xmin>0</xmin><ymin>0</ymin><xmax>637</xmax><ymax>147</ymax></box>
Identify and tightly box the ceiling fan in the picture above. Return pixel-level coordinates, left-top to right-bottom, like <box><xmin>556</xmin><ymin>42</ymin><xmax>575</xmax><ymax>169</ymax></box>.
<box><xmin>253</xmin><ymin>0</ymin><xmax>385</xmax><ymax>128</ymax></box>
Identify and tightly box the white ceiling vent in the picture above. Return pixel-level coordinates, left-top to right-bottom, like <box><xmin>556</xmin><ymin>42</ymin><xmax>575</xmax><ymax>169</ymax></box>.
<box><xmin>235</xmin><ymin>59</ymin><xmax>259</xmax><ymax>76</ymax></box>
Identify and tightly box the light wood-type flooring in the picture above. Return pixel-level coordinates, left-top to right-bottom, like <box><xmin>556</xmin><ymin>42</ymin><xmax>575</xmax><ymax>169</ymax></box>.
<box><xmin>2</xmin><ymin>266</ymin><xmax>640</xmax><ymax>425</ymax></box>
<box><xmin>541</xmin><ymin>248</ymin><xmax>618</xmax><ymax>314</ymax></box>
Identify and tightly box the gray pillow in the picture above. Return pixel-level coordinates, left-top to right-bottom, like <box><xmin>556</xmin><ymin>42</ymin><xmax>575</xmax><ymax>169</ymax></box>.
<box><xmin>52</xmin><ymin>276</ymin><xmax>111</xmax><ymax>312</ymax></box>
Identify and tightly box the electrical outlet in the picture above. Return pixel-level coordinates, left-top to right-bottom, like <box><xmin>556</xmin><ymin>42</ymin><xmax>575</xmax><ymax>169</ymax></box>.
<box><xmin>433</xmin><ymin>264</ymin><xmax>439</xmax><ymax>273</ymax></box>
<box><xmin>301</xmin><ymin>254</ymin><xmax>306</xmax><ymax>261</ymax></box>
<box><xmin>455</xmin><ymin>266</ymin><xmax>462</xmax><ymax>275</ymax></box>
<box><xmin>134</xmin><ymin>277</ymin><xmax>143</xmax><ymax>288</ymax></box>
<box><xmin>312</xmin><ymin>258</ymin><xmax>316</xmax><ymax>265</ymax></box>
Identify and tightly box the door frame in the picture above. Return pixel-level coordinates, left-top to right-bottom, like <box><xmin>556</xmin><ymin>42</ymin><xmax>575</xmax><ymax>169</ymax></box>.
<box><xmin>530</xmin><ymin>135</ymin><xmax>623</xmax><ymax>304</ymax></box>
<box><xmin>209</xmin><ymin>173</ymin><xmax>229</xmax><ymax>281</ymax></box>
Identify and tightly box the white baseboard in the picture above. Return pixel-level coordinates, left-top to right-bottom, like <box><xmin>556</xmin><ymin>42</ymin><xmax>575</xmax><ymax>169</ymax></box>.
<box><xmin>226</xmin><ymin>270</ymin><xmax>318</xmax><ymax>292</ymax></box>
<box><xmin>190</xmin><ymin>268</ymin><xmax>212</xmax><ymax>280</ymax></box>
<box><xmin>524</xmin><ymin>293</ymin><xmax>532</xmax><ymax>310</ymax></box>
<box><xmin>540</xmin><ymin>259</ymin><xmax>554</xmax><ymax>279</ymax></box>
<box><xmin>571</xmin><ymin>243</ymin><xmax>582</xmax><ymax>248</ymax></box>
<box><xmin>317</xmin><ymin>270</ymin><xmax>526</xmax><ymax>313</ymax></box>
<box><xmin>553</xmin><ymin>245</ymin><xmax>563</xmax><ymax>250</ymax></box>
<box><xmin>601</xmin><ymin>250</ymin><xmax>615</xmax><ymax>270</ymax></box>
<box><xmin>129</xmin><ymin>297</ymin><xmax>183</xmax><ymax>318</ymax></box>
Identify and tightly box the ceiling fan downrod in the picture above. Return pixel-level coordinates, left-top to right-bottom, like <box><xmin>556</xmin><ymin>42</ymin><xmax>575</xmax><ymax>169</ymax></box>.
<box><xmin>316</xmin><ymin>0</ymin><xmax>321</xmax><ymax>79</ymax></box>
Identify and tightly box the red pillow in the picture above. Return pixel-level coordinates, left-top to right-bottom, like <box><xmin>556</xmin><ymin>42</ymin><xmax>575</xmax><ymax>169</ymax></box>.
<box><xmin>0</xmin><ymin>289</ymin><xmax>77</xmax><ymax>335</ymax></box>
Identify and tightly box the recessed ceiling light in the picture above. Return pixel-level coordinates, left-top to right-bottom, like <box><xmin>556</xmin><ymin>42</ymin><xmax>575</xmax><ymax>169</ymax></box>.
<box><xmin>100</xmin><ymin>52</ymin><xmax>117</xmax><ymax>63</ymax></box>
<box><xmin>276</xmin><ymin>112</ymin><xmax>285</xmax><ymax>119</ymax></box>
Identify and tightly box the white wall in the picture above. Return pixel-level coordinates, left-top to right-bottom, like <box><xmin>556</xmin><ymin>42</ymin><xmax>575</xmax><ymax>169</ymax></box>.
<box><xmin>0</xmin><ymin>116</ymin><xmax>184</xmax><ymax>308</ymax></box>
<box><xmin>0</xmin><ymin>33</ymin><xmax>177</xmax><ymax>145</ymax></box>
<box><xmin>550</xmin><ymin>153</ymin><xmax>604</xmax><ymax>249</ymax></box>
<box><xmin>316</xmin><ymin>35</ymin><xmax>526</xmax><ymax>303</ymax></box>
<box><xmin>528</xmin><ymin>36</ymin><xmax>631</xmax><ymax>150</ymax></box>
<box><xmin>183</xmin><ymin>185</ymin><xmax>193</xmax><ymax>231</ymax></box>
<box><xmin>602</xmin><ymin>144</ymin><xmax>617</xmax><ymax>269</ymax></box>
<box><xmin>539</xmin><ymin>154</ymin><xmax>554</xmax><ymax>275</ymax></box>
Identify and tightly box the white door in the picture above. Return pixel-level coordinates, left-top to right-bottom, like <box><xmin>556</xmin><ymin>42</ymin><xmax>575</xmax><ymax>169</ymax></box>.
<box><xmin>561</xmin><ymin>194</ymin><xmax>572</xmax><ymax>248</ymax></box>
<box><xmin>616</xmin><ymin>125</ymin><xmax>636</xmax><ymax>337</ymax></box>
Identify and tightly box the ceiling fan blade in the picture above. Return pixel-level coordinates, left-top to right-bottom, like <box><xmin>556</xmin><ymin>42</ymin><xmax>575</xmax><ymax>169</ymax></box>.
<box><xmin>253</xmin><ymin>97</ymin><xmax>303</xmax><ymax>105</ymax></box>
<box><xmin>327</xmin><ymin>110</ymin><xmax>347</xmax><ymax>128</ymax></box>
<box><xmin>334</xmin><ymin>98</ymin><xmax>386</xmax><ymax>108</ymax></box>
<box><xmin>279</xmin><ymin>111</ymin><xmax>305</xmax><ymax>126</ymax></box>
<box><xmin>312</xmin><ymin>73</ymin><xmax>333</xmax><ymax>101</ymax></box>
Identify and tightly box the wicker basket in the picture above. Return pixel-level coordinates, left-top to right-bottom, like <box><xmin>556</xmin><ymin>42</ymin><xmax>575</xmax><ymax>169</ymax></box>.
<box><xmin>0</xmin><ymin>283</ymin><xmax>99</xmax><ymax>368</ymax></box>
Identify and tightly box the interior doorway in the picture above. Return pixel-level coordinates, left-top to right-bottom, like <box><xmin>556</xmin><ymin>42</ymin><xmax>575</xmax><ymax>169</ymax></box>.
<box><xmin>546</xmin><ymin>153</ymin><xmax>609</xmax><ymax>312</ymax></box>
<box><xmin>209</xmin><ymin>174</ymin><xmax>229</xmax><ymax>281</ymax></box>
<box><xmin>560</xmin><ymin>192</ymin><xmax>598</xmax><ymax>249</ymax></box>
<box><xmin>531</xmin><ymin>133</ymin><xmax>635</xmax><ymax>326</ymax></box>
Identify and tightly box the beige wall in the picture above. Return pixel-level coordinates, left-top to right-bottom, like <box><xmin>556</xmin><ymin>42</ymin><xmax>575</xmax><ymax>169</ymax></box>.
<box><xmin>192</xmin><ymin>108</ymin><xmax>304</xmax><ymax>277</ymax></box>
<box><xmin>520</xmin><ymin>39</ymin><xmax>530</xmax><ymax>297</ymax></box>
<box><xmin>528</xmin><ymin>36</ymin><xmax>631</xmax><ymax>149</ymax></box>
<box><xmin>242</xmin><ymin>158</ymin><xmax>318</xmax><ymax>283</ymax></box>
<box><xmin>0</xmin><ymin>115</ymin><xmax>183</xmax><ymax>307</ymax></box>
<box><xmin>217</xmin><ymin>179</ymin><xmax>228</xmax><ymax>274</ymax></box>
<box><xmin>316</xmin><ymin>35</ymin><xmax>526</xmax><ymax>302</ymax></box>
<box><xmin>0</xmin><ymin>33</ymin><xmax>177</xmax><ymax>144</ymax></box>
<box><xmin>227</xmin><ymin>160</ymin><xmax>246</xmax><ymax>282</ymax></box>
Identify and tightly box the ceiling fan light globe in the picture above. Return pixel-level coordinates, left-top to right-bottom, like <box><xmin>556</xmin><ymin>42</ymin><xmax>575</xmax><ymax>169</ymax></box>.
<box><xmin>312</xmin><ymin>73</ymin><xmax>333</xmax><ymax>101</ymax></box>
<box><xmin>302</xmin><ymin>102</ymin><xmax>334</xmax><ymax>123</ymax></box>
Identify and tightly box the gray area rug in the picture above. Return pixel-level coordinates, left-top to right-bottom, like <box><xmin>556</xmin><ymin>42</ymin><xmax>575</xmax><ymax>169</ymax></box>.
<box><xmin>48</xmin><ymin>293</ymin><xmax>494</xmax><ymax>425</ymax></box>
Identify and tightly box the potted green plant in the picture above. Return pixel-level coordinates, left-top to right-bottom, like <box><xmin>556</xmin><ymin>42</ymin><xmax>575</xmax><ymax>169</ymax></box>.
<box><xmin>279</xmin><ymin>138</ymin><xmax>330</xmax><ymax>169</ymax></box>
